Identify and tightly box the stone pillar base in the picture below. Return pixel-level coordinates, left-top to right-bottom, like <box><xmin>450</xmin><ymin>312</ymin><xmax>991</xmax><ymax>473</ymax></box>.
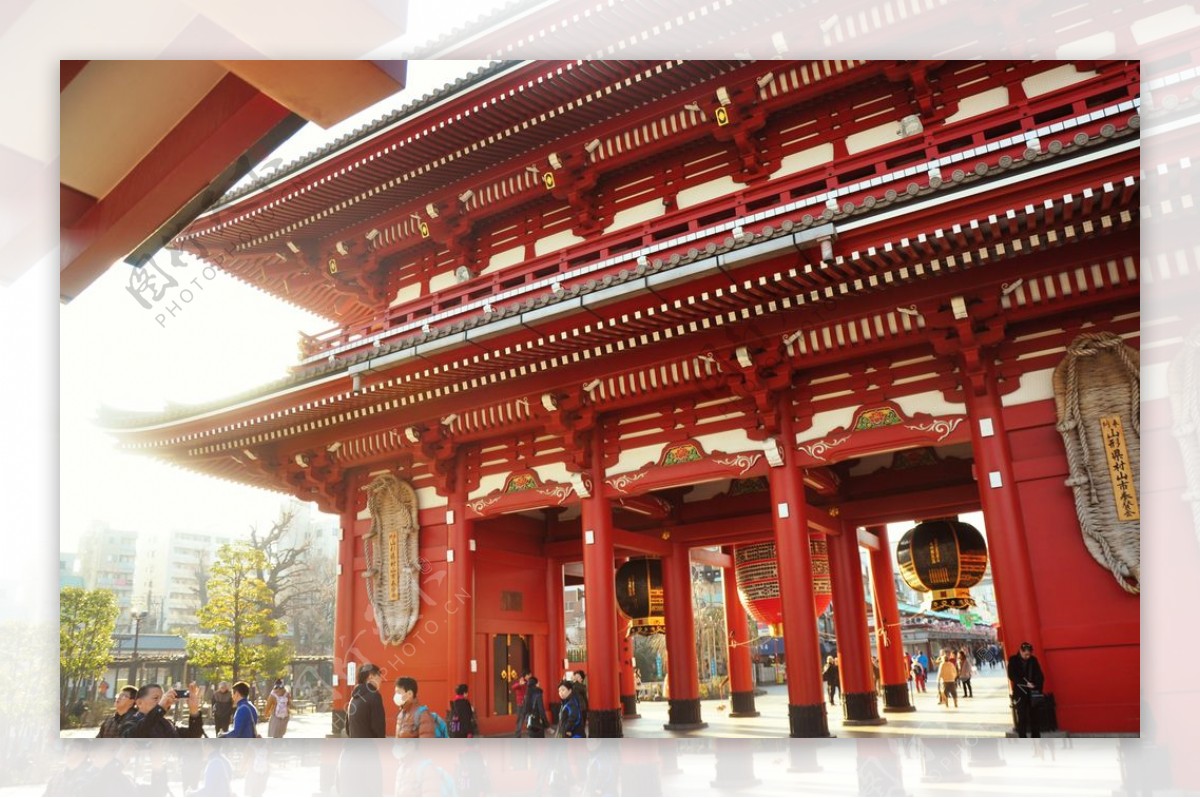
<box><xmin>842</xmin><ymin>691</ymin><xmax>887</xmax><ymax>726</ymax></box>
<box><xmin>664</xmin><ymin>698</ymin><xmax>708</xmax><ymax>731</ymax></box>
<box><xmin>882</xmin><ymin>682</ymin><xmax>916</xmax><ymax>713</ymax></box>
<box><xmin>729</xmin><ymin>690</ymin><xmax>760</xmax><ymax>718</ymax></box>
<box><xmin>788</xmin><ymin>703</ymin><xmax>831</xmax><ymax>738</ymax></box>
<box><xmin>620</xmin><ymin>694</ymin><xmax>640</xmax><ymax>719</ymax></box>
<box><xmin>587</xmin><ymin>708</ymin><xmax>624</xmax><ymax>738</ymax></box>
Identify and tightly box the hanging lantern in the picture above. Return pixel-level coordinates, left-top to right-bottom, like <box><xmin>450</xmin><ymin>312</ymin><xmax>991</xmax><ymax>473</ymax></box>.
<box><xmin>615</xmin><ymin>557</ymin><xmax>665</xmax><ymax>636</ymax></box>
<box><xmin>734</xmin><ymin>537</ymin><xmax>833</xmax><ymax>635</ymax></box>
<box><xmin>897</xmin><ymin>518</ymin><xmax>989</xmax><ymax>611</ymax></box>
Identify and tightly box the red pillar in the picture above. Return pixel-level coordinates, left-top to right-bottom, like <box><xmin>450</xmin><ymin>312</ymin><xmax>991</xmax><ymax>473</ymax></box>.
<box><xmin>618</xmin><ymin>611</ymin><xmax>640</xmax><ymax>718</ymax></box>
<box><xmin>546</xmin><ymin>558</ymin><xmax>566</xmax><ymax>720</ymax></box>
<box><xmin>963</xmin><ymin>373</ymin><xmax>1044</xmax><ymax>660</ymax></box>
<box><xmin>580</xmin><ymin>425</ymin><xmax>622</xmax><ymax>737</ymax></box>
<box><xmin>663</xmin><ymin>542</ymin><xmax>706</xmax><ymax>729</ymax></box>
<box><xmin>866</xmin><ymin>524</ymin><xmax>916</xmax><ymax>712</ymax></box>
<box><xmin>769</xmin><ymin>393</ymin><xmax>829</xmax><ymax>737</ymax></box>
<box><xmin>446</xmin><ymin>456</ymin><xmax>476</xmax><ymax>701</ymax></box>
<box><xmin>331</xmin><ymin>474</ymin><xmax>363</xmax><ymax>735</ymax></box>
<box><xmin>827</xmin><ymin>520</ymin><xmax>885</xmax><ymax>725</ymax></box>
<box><xmin>722</xmin><ymin>547</ymin><xmax>759</xmax><ymax>718</ymax></box>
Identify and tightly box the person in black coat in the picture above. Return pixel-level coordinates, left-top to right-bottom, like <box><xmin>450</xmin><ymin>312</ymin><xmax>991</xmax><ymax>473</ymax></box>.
<box><xmin>448</xmin><ymin>683</ymin><xmax>478</xmax><ymax>738</ymax></box>
<box><xmin>120</xmin><ymin>682</ymin><xmax>204</xmax><ymax>738</ymax></box>
<box><xmin>347</xmin><ymin>663</ymin><xmax>387</xmax><ymax>738</ymax></box>
<box><xmin>822</xmin><ymin>656</ymin><xmax>840</xmax><ymax>706</ymax></box>
<box><xmin>521</xmin><ymin>677</ymin><xmax>549</xmax><ymax>737</ymax></box>
<box><xmin>1007</xmin><ymin>642</ymin><xmax>1046</xmax><ymax>738</ymax></box>
<box><xmin>555</xmin><ymin>680</ymin><xmax>585</xmax><ymax>738</ymax></box>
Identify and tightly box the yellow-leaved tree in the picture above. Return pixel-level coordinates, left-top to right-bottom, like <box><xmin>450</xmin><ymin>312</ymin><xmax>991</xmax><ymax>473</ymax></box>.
<box><xmin>186</xmin><ymin>542</ymin><xmax>285</xmax><ymax>683</ymax></box>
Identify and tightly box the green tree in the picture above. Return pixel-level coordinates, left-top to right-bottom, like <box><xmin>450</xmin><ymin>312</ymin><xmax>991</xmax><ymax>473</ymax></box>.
<box><xmin>185</xmin><ymin>542</ymin><xmax>283</xmax><ymax>682</ymax></box>
<box><xmin>60</xmin><ymin>587</ymin><xmax>118</xmax><ymax>725</ymax></box>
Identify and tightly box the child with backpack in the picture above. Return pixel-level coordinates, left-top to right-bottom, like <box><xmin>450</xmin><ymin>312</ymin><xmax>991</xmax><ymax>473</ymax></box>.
<box><xmin>394</xmin><ymin>676</ymin><xmax>449</xmax><ymax>738</ymax></box>
<box><xmin>448</xmin><ymin>683</ymin><xmax>478</xmax><ymax>738</ymax></box>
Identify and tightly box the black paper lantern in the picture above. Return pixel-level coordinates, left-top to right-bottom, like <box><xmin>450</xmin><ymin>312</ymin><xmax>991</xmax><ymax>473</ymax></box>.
<box><xmin>897</xmin><ymin>519</ymin><xmax>988</xmax><ymax>611</ymax></box>
<box><xmin>615</xmin><ymin>557</ymin><xmax>665</xmax><ymax>636</ymax></box>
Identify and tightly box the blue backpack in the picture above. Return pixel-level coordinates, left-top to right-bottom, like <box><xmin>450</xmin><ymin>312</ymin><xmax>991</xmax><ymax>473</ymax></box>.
<box><xmin>415</xmin><ymin>705</ymin><xmax>449</xmax><ymax>738</ymax></box>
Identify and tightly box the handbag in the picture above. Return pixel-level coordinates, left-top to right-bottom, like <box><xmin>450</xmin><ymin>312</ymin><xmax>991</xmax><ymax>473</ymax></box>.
<box><xmin>1029</xmin><ymin>690</ymin><xmax>1045</xmax><ymax>708</ymax></box>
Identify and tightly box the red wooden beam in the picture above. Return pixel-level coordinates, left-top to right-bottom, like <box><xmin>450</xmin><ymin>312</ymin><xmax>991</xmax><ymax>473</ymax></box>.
<box><xmin>61</xmin><ymin>74</ymin><xmax>296</xmax><ymax>302</ymax></box>
<box><xmin>839</xmin><ymin>483</ymin><xmax>981</xmax><ymax>527</ymax></box>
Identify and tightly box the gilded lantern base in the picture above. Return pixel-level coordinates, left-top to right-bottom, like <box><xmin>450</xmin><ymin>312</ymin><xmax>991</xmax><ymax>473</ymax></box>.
<box><xmin>930</xmin><ymin>589</ymin><xmax>976</xmax><ymax>612</ymax></box>
<box><xmin>626</xmin><ymin>616</ymin><xmax>667</xmax><ymax>636</ymax></box>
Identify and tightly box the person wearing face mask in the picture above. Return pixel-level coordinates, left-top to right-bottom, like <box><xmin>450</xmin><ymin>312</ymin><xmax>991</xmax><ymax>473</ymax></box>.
<box><xmin>347</xmin><ymin>664</ymin><xmax>387</xmax><ymax>738</ymax></box>
<box><xmin>394</xmin><ymin>676</ymin><xmax>436</xmax><ymax>738</ymax></box>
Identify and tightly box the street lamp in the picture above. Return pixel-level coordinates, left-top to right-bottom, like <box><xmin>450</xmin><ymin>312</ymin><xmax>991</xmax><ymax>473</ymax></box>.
<box><xmin>129</xmin><ymin>611</ymin><xmax>148</xmax><ymax>687</ymax></box>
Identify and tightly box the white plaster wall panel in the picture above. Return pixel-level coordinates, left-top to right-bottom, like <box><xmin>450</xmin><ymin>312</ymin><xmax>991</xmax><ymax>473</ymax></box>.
<box><xmin>609</xmin><ymin>198</ymin><xmax>662</xmax><ymax>232</ymax></box>
<box><xmin>1000</xmin><ymin>367</ymin><xmax>1055</xmax><ymax>407</ymax></box>
<box><xmin>416</xmin><ymin>487</ymin><xmax>446</xmax><ymax>510</ymax></box>
<box><xmin>610</xmin><ymin>441</ymin><xmax>668</xmax><ymax>473</ymax></box>
<box><xmin>892</xmin><ymin>390</ymin><xmax>967</xmax><ymax>420</ymax></box>
<box><xmin>534</xmin><ymin>229</ymin><xmax>587</xmax><ymax>257</ymax></box>
<box><xmin>693</xmin><ymin>427</ymin><xmax>760</xmax><ymax>456</ymax></box>
<box><xmin>804</xmin><ymin>405</ymin><xmax>860</xmax><ymax>441</ymax></box>
<box><xmin>428</xmin><ymin>270</ymin><xmax>459</xmax><ymax>293</ymax></box>
<box><xmin>773</xmin><ymin>142</ymin><xmax>835</xmax><ymax>178</ymax></box>
<box><xmin>531</xmin><ymin>461</ymin><xmax>574</xmax><ymax>485</ymax></box>
<box><xmin>675</xmin><ymin>175</ymin><xmax>740</xmax><ymax>209</ymax></box>
<box><xmin>482</xmin><ymin>245</ymin><xmax>525</xmax><ymax>275</ymax></box>
<box><xmin>1021</xmin><ymin>64</ymin><xmax>1096</xmax><ymax>98</ymax></box>
<box><xmin>469</xmin><ymin>471</ymin><xmax>508</xmax><ymax>501</ymax></box>
<box><xmin>390</xmin><ymin>283</ymin><xmax>422</xmax><ymax>306</ymax></box>
<box><xmin>845</xmin><ymin>119</ymin><xmax>899</xmax><ymax>156</ymax></box>
<box><xmin>945</xmin><ymin>87</ymin><xmax>1010</xmax><ymax>123</ymax></box>
<box><xmin>799</xmin><ymin>389</ymin><xmax>968</xmax><ymax>442</ymax></box>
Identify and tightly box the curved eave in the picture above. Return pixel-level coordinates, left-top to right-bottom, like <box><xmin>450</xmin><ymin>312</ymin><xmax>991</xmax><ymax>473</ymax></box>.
<box><xmin>98</xmin><ymin>133</ymin><xmax>1137</xmax><ymax>470</ymax></box>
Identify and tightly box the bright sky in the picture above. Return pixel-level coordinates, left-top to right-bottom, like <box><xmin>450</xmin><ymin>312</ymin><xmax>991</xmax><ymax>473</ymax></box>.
<box><xmin>58</xmin><ymin>60</ymin><xmax>490</xmax><ymax>552</ymax></box>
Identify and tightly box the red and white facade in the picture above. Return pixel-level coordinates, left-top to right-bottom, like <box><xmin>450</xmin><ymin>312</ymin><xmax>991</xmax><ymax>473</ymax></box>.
<box><xmin>104</xmin><ymin>60</ymin><xmax>1143</xmax><ymax>736</ymax></box>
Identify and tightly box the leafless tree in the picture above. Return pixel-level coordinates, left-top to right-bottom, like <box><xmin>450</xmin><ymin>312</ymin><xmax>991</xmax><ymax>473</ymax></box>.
<box><xmin>249</xmin><ymin>509</ymin><xmax>307</xmax><ymax>629</ymax></box>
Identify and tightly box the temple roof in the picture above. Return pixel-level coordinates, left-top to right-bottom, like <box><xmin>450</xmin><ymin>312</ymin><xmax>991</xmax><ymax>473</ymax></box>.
<box><xmin>100</xmin><ymin>121</ymin><xmax>1139</xmax><ymax>433</ymax></box>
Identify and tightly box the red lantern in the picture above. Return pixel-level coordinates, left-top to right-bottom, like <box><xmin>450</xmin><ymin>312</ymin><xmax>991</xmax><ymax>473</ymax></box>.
<box><xmin>734</xmin><ymin>537</ymin><xmax>832</xmax><ymax>635</ymax></box>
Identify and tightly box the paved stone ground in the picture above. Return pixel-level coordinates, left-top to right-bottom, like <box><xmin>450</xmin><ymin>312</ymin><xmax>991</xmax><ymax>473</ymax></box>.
<box><xmin>35</xmin><ymin>669</ymin><xmax>1148</xmax><ymax>796</ymax></box>
<box><xmin>53</xmin><ymin>668</ymin><xmax>1057</xmax><ymax>740</ymax></box>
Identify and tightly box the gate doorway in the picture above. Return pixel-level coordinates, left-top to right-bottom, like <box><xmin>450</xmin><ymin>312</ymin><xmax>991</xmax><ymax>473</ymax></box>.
<box><xmin>492</xmin><ymin>633</ymin><xmax>531</xmax><ymax>716</ymax></box>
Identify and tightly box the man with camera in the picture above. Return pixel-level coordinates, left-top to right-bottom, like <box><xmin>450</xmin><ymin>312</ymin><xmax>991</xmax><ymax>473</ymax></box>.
<box><xmin>1007</xmin><ymin>642</ymin><xmax>1046</xmax><ymax>738</ymax></box>
<box><xmin>120</xmin><ymin>681</ymin><xmax>204</xmax><ymax>738</ymax></box>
